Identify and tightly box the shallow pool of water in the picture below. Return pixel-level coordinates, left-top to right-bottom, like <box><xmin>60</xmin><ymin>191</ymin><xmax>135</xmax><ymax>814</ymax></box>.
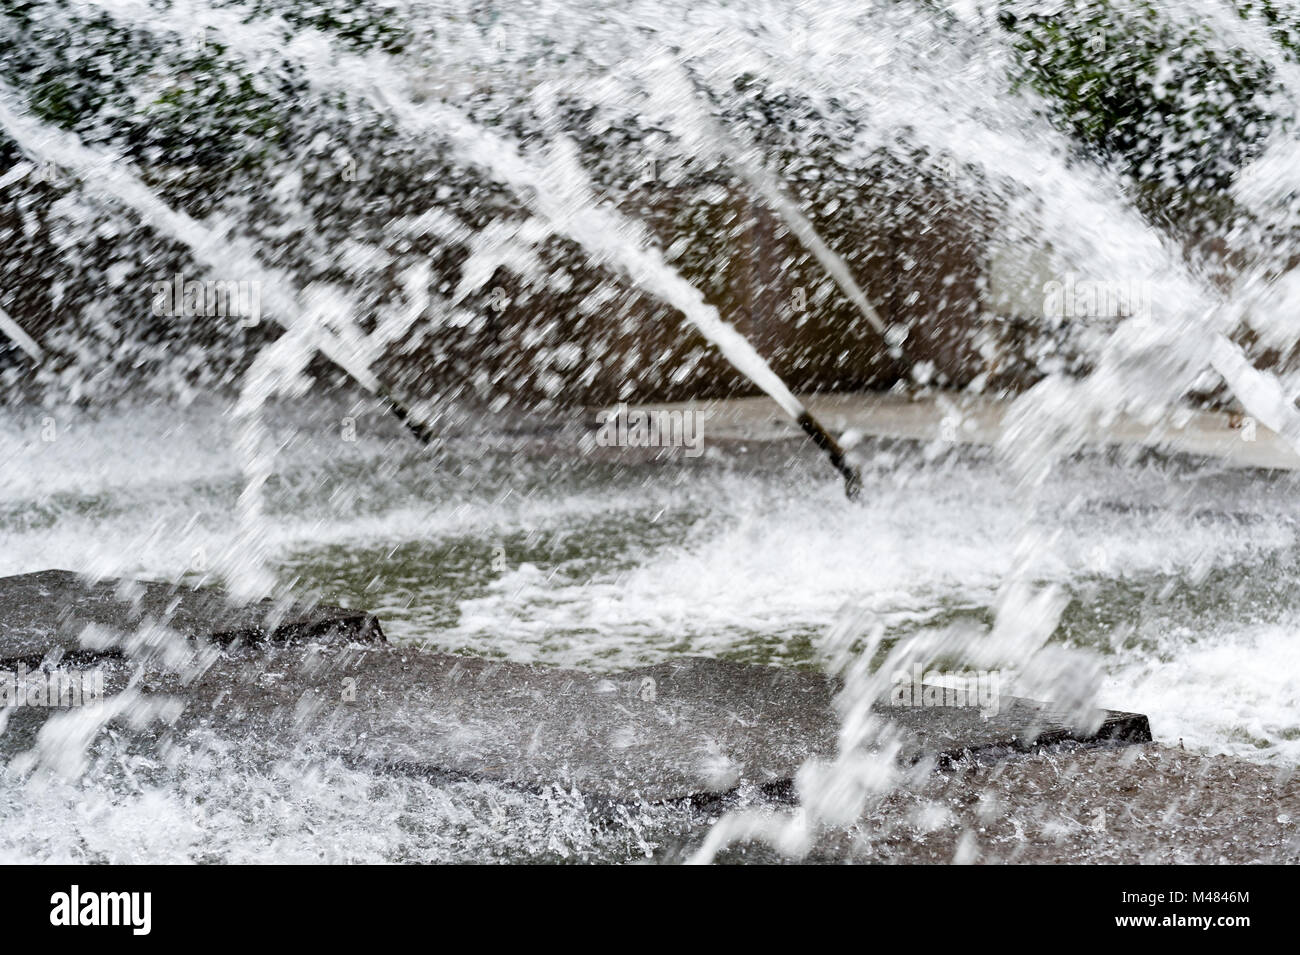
<box><xmin>1</xmin><ymin>396</ymin><xmax>1297</xmax><ymax>861</ymax></box>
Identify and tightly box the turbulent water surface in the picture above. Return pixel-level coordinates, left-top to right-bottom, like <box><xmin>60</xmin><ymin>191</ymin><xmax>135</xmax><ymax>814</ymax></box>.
<box><xmin>3</xmin><ymin>0</ymin><xmax>1300</xmax><ymax>862</ymax></box>
<box><xmin>0</xmin><ymin>398</ymin><xmax>1296</xmax><ymax>862</ymax></box>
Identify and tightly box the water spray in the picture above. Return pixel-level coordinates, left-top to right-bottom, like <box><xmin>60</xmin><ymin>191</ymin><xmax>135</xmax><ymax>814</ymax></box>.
<box><xmin>0</xmin><ymin>303</ymin><xmax>44</xmax><ymax>362</ymax></box>
<box><xmin>0</xmin><ymin>82</ymin><xmax>437</xmax><ymax>450</ymax></box>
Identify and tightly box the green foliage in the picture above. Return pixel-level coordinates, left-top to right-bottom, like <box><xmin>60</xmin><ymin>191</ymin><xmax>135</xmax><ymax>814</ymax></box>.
<box><xmin>998</xmin><ymin>0</ymin><xmax>1286</xmax><ymax>194</ymax></box>
<box><xmin>0</xmin><ymin>7</ymin><xmax>294</xmax><ymax>198</ymax></box>
<box><xmin>238</xmin><ymin>0</ymin><xmax>415</xmax><ymax>54</ymax></box>
<box><xmin>1237</xmin><ymin>0</ymin><xmax>1300</xmax><ymax>57</ymax></box>
<box><xmin>137</xmin><ymin>57</ymin><xmax>287</xmax><ymax>179</ymax></box>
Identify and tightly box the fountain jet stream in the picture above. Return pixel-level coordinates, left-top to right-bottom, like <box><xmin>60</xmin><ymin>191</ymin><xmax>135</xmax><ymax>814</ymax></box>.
<box><xmin>627</xmin><ymin>4</ymin><xmax>1300</xmax><ymax>465</ymax></box>
<box><xmin>80</xmin><ymin>0</ymin><xmax>862</xmax><ymax>497</ymax></box>
<box><xmin>67</xmin><ymin>0</ymin><xmax>1300</xmax><ymax>480</ymax></box>
<box><xmin>627</xmin><ymin>53</ymin><xmax>892</xmax><ymax>339</ymax></box>
<box><xmin>0</xmin><ymin>302</ymin><xmax>44</xmax><ymax>361</ymax></box>
<box><xmin>0</xmin><ymin>79</ymin><xmax>451</xmax><ymax>595</ymax></box>
<box><xmin>0</xmin><ymin>81</ymin><xmax>436</xmax><ymax>445</ymax></box>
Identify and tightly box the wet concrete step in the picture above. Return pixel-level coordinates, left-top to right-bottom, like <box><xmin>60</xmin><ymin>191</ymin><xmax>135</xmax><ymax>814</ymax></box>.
<box><xmin>611</xmin><ymin>392</ymin><xmax>1300</xmax><ymax>471</ymax></box>
<box><xmin>0</xmin><ymin>571</ymin><xmax>1150</xmax><ymax>803</ymax></box>
<box><xmin>0</xmin><ymin>569</ymin><xmax>382</xmax><ymax>666</ymax></box>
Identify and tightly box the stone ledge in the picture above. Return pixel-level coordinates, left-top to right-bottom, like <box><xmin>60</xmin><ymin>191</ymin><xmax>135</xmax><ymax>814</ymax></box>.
<box><xmin>0</xmin><ymin>569</ymin><xmax>383</xmax><ymax>667</ymax></box>
<box><xmin>0</xmin><ymin>572</ymin><xmax>1151</xmax><ymax>804</ymax></box>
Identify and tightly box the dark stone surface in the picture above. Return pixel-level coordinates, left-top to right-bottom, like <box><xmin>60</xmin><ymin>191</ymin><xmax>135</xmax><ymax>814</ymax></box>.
<box><xmin>703</xmin><ymin>745</ymin><xmax>1300</xmax><ymax>864</ymax></box>
<box><xmin>0</xmin><ymin>571</ymin><xmax>1150</xmax><ymax>803</ymax></box>
<box><xmin>0</xmin><ymin>569</ymin><xmax>383</xmax><ymax>666</ymax></box>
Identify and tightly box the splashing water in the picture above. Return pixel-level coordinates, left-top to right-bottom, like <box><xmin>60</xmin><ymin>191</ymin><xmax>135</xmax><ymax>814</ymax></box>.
<box><xmin>80</xmin><ymin>0</ymin><xmax>820</xmax><ymax>422</ymax></box>
<box><xmin>2</xmin><ymin>0</ymin><xmax>1300</xmax><ymax>863</ymax></box>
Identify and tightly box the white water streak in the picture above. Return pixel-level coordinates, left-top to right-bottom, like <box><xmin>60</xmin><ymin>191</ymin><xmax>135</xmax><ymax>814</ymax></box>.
<box><xmin>84</xmin><ymin>0</ymin><xmax>808</xmax><ymax>421</ymax></box>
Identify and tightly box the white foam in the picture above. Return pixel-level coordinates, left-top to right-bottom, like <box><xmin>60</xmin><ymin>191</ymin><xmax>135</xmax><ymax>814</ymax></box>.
<box><xmin>3</xmin><ymin>402</ymin><xmax>1297</xmax><ymax>764</ymax></box>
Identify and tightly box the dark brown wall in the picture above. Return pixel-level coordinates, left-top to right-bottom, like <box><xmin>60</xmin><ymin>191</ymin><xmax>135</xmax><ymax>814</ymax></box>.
<box><xmin>379</xmin><ymin>173</ymin><xmax>997</xmax><ymax>410</ymax></box>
